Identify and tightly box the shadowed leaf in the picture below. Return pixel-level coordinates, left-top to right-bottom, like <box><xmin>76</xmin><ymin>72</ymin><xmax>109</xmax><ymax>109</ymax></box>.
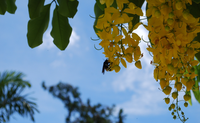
<box><xmin>51</xmin><ymin>6</ymin><xmax>72</xmax><ymax>50</ymax></box>
<box><xmin>58</xmin><ymin>0</ymin><xmax>79</xmax><ymax>18</ymax></box>
<box><xmin>6</xmin><ymin>0</ymin><xmax>17</xmax><ymax>14</ymax></box>
<box><xmin>28</xmin><ymin>0</ymin><xmax>45</xmax><ymax>19</ymax></box>
<box><xmin>27</xmin><ymin>4</ymin><xmax>51</xmax><ymax>48</ymax></box>
<box><xmin>0</xmin><ymin>0</ymin><xmax>7</xmax><ymax>15</ymax></box>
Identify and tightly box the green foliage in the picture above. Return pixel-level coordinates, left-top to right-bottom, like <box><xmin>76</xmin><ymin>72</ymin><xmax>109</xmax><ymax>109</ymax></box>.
<box><xmin>6</xmin><ymin>0</ymin><xmax>17</xmax><ymax>14</ymax></box>
<box><xmin>42</xmin><ymin>82</ymin><xmax>126</xmax><ymax>123</ymax></box>
<box><xmin>192</xmin><ymin>0</ymin><xmax>200</xmax><ymax>4</ymax></box>
<box><xmin>0</xmin><ymin>71</ymin><xmax>39</xmax><ymax>122</ymax></box>
<box><xmin>0</xmin><ymin>0</ymin><xmax>7</xmax><ymax>15</ymax></box>
<box><xmin>187</xmin><ymin>1</ymin><xmax>200</xmax><ymax>61</ymax></box>
<box><xmin>93</xmin><ymin>2</ymin><xmax>104</xmax><ymax>34</ymax></box>
<box><xmin>51</xmin><ymin>6</ymin><xmax>72</xmax><ymax>50</ymax></box>
<box><xmin>0</xmin><ymin>0</ymin><xmax>17</xmax><ymax>15</ymax></box>
<box><xmin>96</xmin><ymin>0</ymin><xmax>105</xmax><ymax>11</ymax></box>
<box><xmin>57</xmin><ymin>0</ymin><xmax>79</xmax><ymax>18</ymax></box>
<box><xmin>128</xmin><ymin>0</ymin><xmax>145</xmax><ymax>32</ymax></box>
<box><xmin>27</xmin><ymin>4</ymin><xmax>51</xmax><ymax>48</ymax></box>
<box><xmin>191</xmin><ymin>64</ymin><xmax>200</xmax><ymax>104</ymax></box>
<box><xmin>186</xmin><ymin>1</ymin><xmax>200</xmax><ymax>18</ymax></box>
<box><xmin>26</xmin><ymin>0</ymin><xmax>79</xmax><ymax>50</ymax></box>
<box><xmin>28</xmin><ymin>0</ymin><xmax>45</xmax><ymax>19</ymax></box>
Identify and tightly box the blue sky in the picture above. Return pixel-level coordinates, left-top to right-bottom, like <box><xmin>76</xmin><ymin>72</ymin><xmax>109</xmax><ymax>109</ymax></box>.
<box><xmin>0</xmin><ymin>0</ymin><xmax>200</xmax><ymax>123</ymax></box>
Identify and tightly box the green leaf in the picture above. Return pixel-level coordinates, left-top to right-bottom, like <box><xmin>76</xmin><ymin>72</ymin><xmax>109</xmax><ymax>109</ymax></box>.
<box><xmin>192</xmin><ymin>0</ymin><xmax>200</xmax><ymax>4</ymax></box>
<box><xmin>28</xmin><ymin>0</ymin><xmax>45</xmax><ymax>19</ymax></box>
<box><xmin>194</xmin><ymin>33</ymin><xmax>200</xmax><ymax>61</ymax></box>
<box><xmin>96</xmin><ymin>0</ymin><xmax>106</xmax><ymax>11</ymax></box>
<box><xmin>0</xmin><ymin>0</ymin><xmax>7</xmax><ymax>15</ymax></box>
<box><xmin>186</xmin><ymin>1</ymin><xmax>200</xmax><ymax>18</ymax></box>
<box><xmin>192</xmin><ymin>87</ymin><xmax>200</xmax><ymax>103</ymax></box>
<box><xmin>188</xmin><ymin>98</ymin><xmax>192</xmax><ymax>106</ymax></box>
<box><xmin>128</xmin><ymin>0</ymin><xmax>145</xmax><ymax>32</ymax></box>
<box><xmin>57</xmin><ymin>0</ymin><xmax>79</xmax><ymax>18</ymax></box>
<box><xmin>51</xmin><ymin>6</ymin><xmax>72</xmax><ymax>50</ymax></box>
<box><xmin>111</xmin><ymin>0</ymin><xmax>117</xmax><ymax>8</ymax></box>
<box><xmin>93</xmin><ymin>2</ymin><xmax>104</xmax><ymax>34</ymax></box>
<box><xmin>6</xmin><ymin>0</ymin><xmax>17</xmax><ymax>14</ymax></box>
<box><xmin>188</xmin><ymin>2</ymin><xmax>200</xmax><ymax>61</ymax></box>
<box><xmin>27</xmin><ymin>4</ymin><xmax>51</xmax><ymax>48</ymax></box>
<box><xmin>191</xmin><ymin>64</ymin><xmax>200</xmax><ymax>104</ymax></box>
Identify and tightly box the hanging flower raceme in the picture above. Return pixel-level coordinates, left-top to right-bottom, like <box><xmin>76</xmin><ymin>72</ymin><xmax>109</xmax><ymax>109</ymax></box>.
<box><xmin>95</xmin><ymin>0</ymin><xmax>144</xmax><ymax>73</ymax></box>
<box><xmin>145</xmin><ymin>0</ymin><xmax>200</xmax><ymax>121</ymax></box>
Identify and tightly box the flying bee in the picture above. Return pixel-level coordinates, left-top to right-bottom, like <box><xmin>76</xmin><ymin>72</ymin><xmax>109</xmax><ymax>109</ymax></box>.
<box><xmin>102</xmin><ymin>59</ymin><xmax>112</xmax><ymax>74</ymax></box>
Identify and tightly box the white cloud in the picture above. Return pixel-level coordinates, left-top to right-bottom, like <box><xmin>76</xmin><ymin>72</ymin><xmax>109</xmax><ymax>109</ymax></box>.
<box><xmin>50</xmin><ymin>60</ymin><xmax>67</xmax><ymax>68</ymax></box>
<box><xmin>68</xmin><ymin>30</ymin><xmax>80</xmax><ymax>48</ymax></box>
<box><xmin>38</xmin><ymin>29</ymin><xmax>55</xmax><ymax>50</ymax></box>
<box><xmin>116</xmin><ymin>91</ymin><xmax>165</xmax><ymax>115</ymax></box>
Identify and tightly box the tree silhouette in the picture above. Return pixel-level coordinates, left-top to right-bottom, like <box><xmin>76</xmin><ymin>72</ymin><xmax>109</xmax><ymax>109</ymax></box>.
<box><xmin>42</xmin><ymin>82</ymin><xmax>126</xmax><ymax>123</ymax></box>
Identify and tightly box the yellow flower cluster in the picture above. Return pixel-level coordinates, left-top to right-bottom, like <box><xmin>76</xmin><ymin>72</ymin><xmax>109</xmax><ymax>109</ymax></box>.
<box><xmin>96</xmin><ymin>0</ymin><xmax>143</xmax><ymax>72</ymax></box>
<box><xmin>145</xmin><ymin>0</ymin><xmax>200</xmax><ymax>116</ymax></box>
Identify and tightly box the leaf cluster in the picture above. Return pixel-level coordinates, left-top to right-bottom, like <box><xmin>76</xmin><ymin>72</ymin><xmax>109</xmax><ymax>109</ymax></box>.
<box><xmin>0</xmin><ymin>0</ymin><xmax>79</xmax><ymax>50</ymax></box>
<box><xmin>27</xmin><ymin>0</ymin><xmax>79</xmax><ymax>50</ymax></box>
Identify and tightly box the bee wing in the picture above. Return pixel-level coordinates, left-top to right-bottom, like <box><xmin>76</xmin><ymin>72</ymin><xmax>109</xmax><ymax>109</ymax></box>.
<box><xmin>102</xmin><ymin>64</ymin><xmax>105</xmax><ymax>74</ymax></box>
<box><xmin>102</xmin><ymin>60</ymin><xmax>107</xmax><ymax>74</ymax></box>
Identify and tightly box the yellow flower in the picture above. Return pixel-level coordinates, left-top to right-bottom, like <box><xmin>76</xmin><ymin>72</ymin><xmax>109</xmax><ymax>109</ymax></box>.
<box><xmin>160</xmin><ymin>79</ymin><xmax>167</xmax><ymax>89</ymax></box>
<box><xmin>116</xmin><ymin>0</ymin><xmax>129</xmax><ymax>10</ymax></box>
<box><xmin>165</xmin><ymin>98</ymin><xmax>170</xmax><ymax>104</ymax></box>
<box><xmin>175</xmin><ymin>82</ymin><xmax>182</xmax><ymax>91</ymax></box>
<box><xmin>172</xmin><ymin>92</ymin><xmax>178</xmax><ymax>99</ymax></box>
<box><xmin>100</xmin><ymin>0</ymin><xmax>114</xmax><ymax>7</ymax></box>
<box><xmin>114</xmin><ymin>65</ymin><xmax>121</xmax><ymax>73</ymax></box>
<box><xmin>135</xmin><ymin>60</ymin><xmax>142</xmax><ymax>69</ymax></box>
<box><xmin>163</xmin><ymin>86</ymin><xmax>172</xmax><ymax>95</ymax></box>
<box><xmin>99</xmin><ymin>40</ymin><xmax>110</xmax><ymax>47</ymax></box>
<box><xmin>121</xmin><ymin>58</ymin><xmax>127</xmax><ymax>68</ymax></box>
<box><xmin>176</xmin><ymin>1</ymin><xmax>183</xmax><ymax>10</ymax></box>
<box><xmin>190</xmin><ymin>60</ymin><xmax>199</xmax><ymax>66</ymax></box>
<box><xmin>154</xmin><ymin>67</ymin><xmax>159</xmax><ymax>81</ymax></box>
<box><xmin>184</xmin><ymin>94</ymin><xmax>191</xmax><ymax>101</ymax></box>
<box><xmin>100</xmin><ymin>0</ymin><xmax>106</xmax><ymax>4</ymax></box>
<box><xmin>125</xmin><ymin>53</ymin><xmax>133</xmax><ymax>63</ymax></box>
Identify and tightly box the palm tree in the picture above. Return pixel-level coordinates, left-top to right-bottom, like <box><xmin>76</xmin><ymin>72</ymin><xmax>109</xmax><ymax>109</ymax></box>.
<box><xmin>0</xmin><ymin>71</ymin><xmax>39</xmax><ymax>122</ymax></box>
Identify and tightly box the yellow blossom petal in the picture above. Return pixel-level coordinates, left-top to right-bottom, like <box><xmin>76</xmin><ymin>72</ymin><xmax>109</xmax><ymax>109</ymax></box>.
<box><xmin>114</xmin><ymin>65</ymin><xmax>121</xmax><ymax>73</ymax></box>
<box><xmin>190</xmin><ymin>60</ymin><xmax>199</xmax><ymax>66</ymax></box>
<box><xmin>121</xmin><ymin>58</ymin><xmax>127</xmax><ymax>68</ymax></box>
<box><xmin>135</xmin><ymin>60</ymin><xmax>142</xmax><ymax>69</ymax></box>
